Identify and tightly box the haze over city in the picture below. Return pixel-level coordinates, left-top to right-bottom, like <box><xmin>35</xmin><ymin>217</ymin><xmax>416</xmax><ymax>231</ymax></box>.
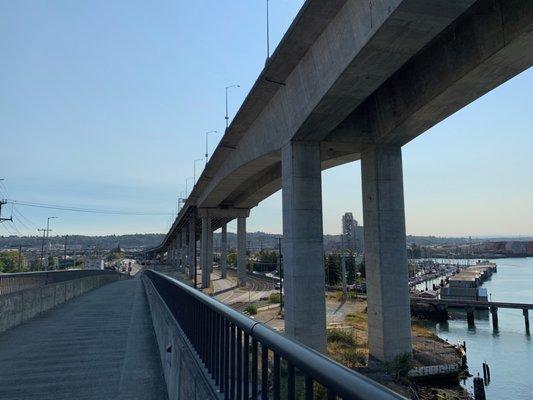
<box><xmin>1</xmin><ymin>0</ymin><xmax>531</xmax><ymax>237</ymax></box>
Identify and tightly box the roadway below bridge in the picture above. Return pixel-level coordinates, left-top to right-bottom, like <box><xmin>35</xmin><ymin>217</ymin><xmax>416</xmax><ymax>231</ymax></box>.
<box><xmin>0</xmin><ymin>279</ymin><xmax>168</xmax><ymax>400</ymax></box>
<box><xmin>152</xmin><ymin>264</ymin><xmax>277</xmax><ymax>307</ymax></box>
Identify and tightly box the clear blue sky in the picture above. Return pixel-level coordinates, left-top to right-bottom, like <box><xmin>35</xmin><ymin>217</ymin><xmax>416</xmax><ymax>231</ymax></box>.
<box><xmin>1</xmin><ymin>1</ymin><xmax>531</xmax><ymax>238</ymax></box>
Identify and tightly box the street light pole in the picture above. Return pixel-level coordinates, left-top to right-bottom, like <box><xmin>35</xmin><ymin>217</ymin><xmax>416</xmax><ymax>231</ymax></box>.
<box><xmin>225</xmin><ymin>85</ymin><xmax>240</xmax><ymax>129</ymax></box>
<box><xmin>193</xmin><ymin>158</ymin><xmax>203</xmax><ymax>184</ymax></box>
<box><xmin>38</xmin><ymin>228</ymin><xmax>46</xmax><ymax>270</ymax></box>
<box><xmin>45</xmin><ymin>217</ymin><xmax>57</xmax><ymax>266</ymax></box>
<box><xmin>185</xmin><ymin>177</ymin><xmax>194</xmax><ymax>198</ymax></box>
<box><xmin>205</xmin><ymin>130</ymin><xmax>218</xmax><ymax>165</ymax></box>
<box><xmin>63</xmin><ymin>235</ymin><xmax>68</xmax><ymax>268</ymax></box>
<box><xmin>266</xmin><ymin>0</ymin><xmax>270</xmax><ymax>60</ymax></box>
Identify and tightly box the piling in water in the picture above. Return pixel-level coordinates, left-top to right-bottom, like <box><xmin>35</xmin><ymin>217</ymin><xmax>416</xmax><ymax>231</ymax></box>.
<box><xmin>490</xmin><ymin>306</ymin><xmax>499</xmax><ymax>330</ymax></box>
<box><xmin>467</xmin><ymin>307</ymin><xmax>475</xmax><ymax>326</ymax></box>
<box><xmin>474</xmin><ymin>376</ymin><xmax>486</xmax><ymax>400</ymax></box>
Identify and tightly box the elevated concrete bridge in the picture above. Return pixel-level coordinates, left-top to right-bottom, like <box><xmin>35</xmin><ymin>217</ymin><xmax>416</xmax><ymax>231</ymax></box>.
<box><xmin>153</xmin><ymin>0</ymin><xmax>533</xmax><ymax>361</ymax></box>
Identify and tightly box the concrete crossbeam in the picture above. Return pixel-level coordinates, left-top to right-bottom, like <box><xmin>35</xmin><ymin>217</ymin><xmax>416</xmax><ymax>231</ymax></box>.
<box><xmin>361</xmin><ymin>145</ymin><xmax>412</xmax><ymax>362</ymax></box>
<box><xmin>282</xmin><ymin>140</ymin><xmax>327</xmax><ymax>353</ymax></box>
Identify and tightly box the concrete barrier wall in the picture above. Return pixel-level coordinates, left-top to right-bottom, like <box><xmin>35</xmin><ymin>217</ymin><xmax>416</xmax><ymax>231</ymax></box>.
<box><xmin>0</xmin><ymin>273</ymin><xmax>127</xmax><ymax>334</ymax></box>
<box><xmin>142</xmin><ymin>275</ymin><xmax>219</xmax><ymax>400</ymax></box>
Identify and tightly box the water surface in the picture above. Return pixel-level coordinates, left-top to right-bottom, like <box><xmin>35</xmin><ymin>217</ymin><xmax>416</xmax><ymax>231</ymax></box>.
<box><xmin>424</xmin><ymin>257</ymin><xmax>533</xmax><ymax>399</ymax></box>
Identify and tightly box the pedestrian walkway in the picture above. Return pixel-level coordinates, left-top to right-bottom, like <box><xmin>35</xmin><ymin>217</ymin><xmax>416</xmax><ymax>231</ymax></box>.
<box><xmin>0</xmin><ymin>279</ymin><xmax>168</xmax><ymax>400</ymax></box>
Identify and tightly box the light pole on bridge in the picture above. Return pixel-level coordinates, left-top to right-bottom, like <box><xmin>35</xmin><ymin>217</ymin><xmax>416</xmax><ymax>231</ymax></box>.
<box><xmin>225</xmin><ymin>85</ymin><xmax>240</xmax><ymax>129</ymax></box>
<box><xmin>193</xmin><ymin>158</ymin><xmax>203</xmax><ymax>184</ymax></box>
<box><xmin>205</xmin><ymin>130</ymin><xmax>218</xmax><ymax>165</ymax></box>
<box><xmin>185</xmin><ymin>177</ymin><xmax>194</xmax><ymax>198</ymax></box>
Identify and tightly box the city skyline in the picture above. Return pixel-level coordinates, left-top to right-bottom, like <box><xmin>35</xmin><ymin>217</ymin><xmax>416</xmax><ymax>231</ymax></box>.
<box><xmin>1</xmin><ymin>1</ymin><xmax>531</xmax><ymax>237</ymax></box>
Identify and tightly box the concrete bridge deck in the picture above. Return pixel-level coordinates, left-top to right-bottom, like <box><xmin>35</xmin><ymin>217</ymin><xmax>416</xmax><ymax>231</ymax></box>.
<box><xmin>0</xmin><ymin>279</ymin><xmax>168</xmax><ymax>400</ymax></box>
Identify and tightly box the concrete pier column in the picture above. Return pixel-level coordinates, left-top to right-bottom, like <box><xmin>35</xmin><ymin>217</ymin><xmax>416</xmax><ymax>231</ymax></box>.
<box><xmin>361</xmin><ymin>145</ymin><xmax>412</xmax><ymax>362</ymax></box>
<box><xmin>200</xmin><ymin>214</ymin><xmax>212</xmax><ymax>289</ymax></box>
<box><xmin>207</xmin><ymin>224</ymin><xmax>213</xmax><ymax>276</ymax></box>
<box><xmin>524</xmin><ymin>309</ymin><xmax>530</xmax><ymax>334</ymax></box>
<box><xmin>220</xmin><ymin>219</ymin><xmax>228</xmax><ymax>279</ymax></box>
<box><xmin>176</xmin><ymin>235</ymin><xmax>181</xmax><ymax>270</ymax></box>
<box><xmin>237</xmin><ymin>216</ymin><xmax>247</xmax><ymax>286</ymax></box>
<box><xmin>490</xmin><ymin>306</ymin><xmax>499</xmax><ymax>330</ymax></box>
<box><xmin>180</xmin><ymin>229</ymin><xmax>187</xmax><ymax>271</ymax></box>
<box><xmin>188</xmin><ymin>216</ymin><xmax>196</xmax><ymax>281</ymax></box>
<box><xmin>281</xmin><ymin>140</ymin><xmax>326</xmax><ymax>353</ymax></box>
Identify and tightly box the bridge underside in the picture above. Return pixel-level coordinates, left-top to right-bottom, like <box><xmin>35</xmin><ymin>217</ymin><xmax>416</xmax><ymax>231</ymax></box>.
<box><xmin>158</xmin><ymin>0</ymin><xmax>533</xmax><ymax>361</ymax></box>
<box><xmin>202</xmin><ymin>0</ymin><xmax>533</xmax><ymax>211</ymax></box>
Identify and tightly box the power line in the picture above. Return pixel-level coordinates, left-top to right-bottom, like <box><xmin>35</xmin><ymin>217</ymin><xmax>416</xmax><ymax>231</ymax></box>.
<box><xmin>12</xmin><ymin>213</ymin><xmax>33</xmax><ymax>233</ymax></box>
<box><xmin>13</xmin><ymin>206</ymin><xmax>39</xmax><ymax>230</ymax></box>
<box><xmin>6</xmin><ymin>199</ymin><xmax>174</xmax><ymax>216</ymax></box>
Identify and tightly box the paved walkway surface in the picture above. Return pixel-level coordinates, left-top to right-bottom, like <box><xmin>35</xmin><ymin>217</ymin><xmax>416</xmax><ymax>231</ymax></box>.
<box><xmin>0</xmin><ymin>279</ymin><xmax>168</xmax><ymax>400</ymax></box>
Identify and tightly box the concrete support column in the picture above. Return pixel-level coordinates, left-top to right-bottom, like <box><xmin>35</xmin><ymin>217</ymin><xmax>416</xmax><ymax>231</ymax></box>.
<box><xmin>188</xmin><ymin>216</ymin><xmax>196</xmax><ymax>280</ymax></box>
<box><xmin>361</xmin><ymin>145</ymin><xmax>412</xmax><ymax>362</ymax></box>
<box><xmin>200</xmin><ymin>213</ymin><xmax>212</xmax><ymax>289</ymax></box>
<box><xmin>181</xmin><ymin>229</ymin><xmax>187</xmax><ymax>272</ymax></box>
<box><xmin>281</xmin><ymin>140</ymin><xmax>326</xmax><ymax>353</ymax></box>
<box><xmin>220</xmin><ymin>219</ymin><xmax>228</xmax><ymax>279</ymax></box>
<box><xmin>237</xmin><ymin>216</ymin><xmax>247</xmax><ymax>286</ymax></box>
<box><xmin>176</xmin><ymin>236</ymin><xmax>181</xmax><ymax>269</ymax></box>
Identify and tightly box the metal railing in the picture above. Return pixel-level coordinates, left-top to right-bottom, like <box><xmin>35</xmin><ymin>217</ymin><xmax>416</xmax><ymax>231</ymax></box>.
<box><xmin>0</xmin><ymin>269</ymin><xmax>122</xmax><ymax>296</ymax></box>
<box><xmin>144</xmin><ymin>270</ymin><xmax>405</xmax><ymax>400</ymax></box>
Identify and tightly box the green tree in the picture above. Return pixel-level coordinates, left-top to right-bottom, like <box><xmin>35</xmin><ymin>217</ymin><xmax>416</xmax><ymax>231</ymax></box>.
<box><xmin>227</xmin><ymin>249</ymin><xmax>237</xmax><ymax>266</ymax></box>
<box><xmin>0</xmin><ymin>251</ymin><xmax>25</xmax><ymax>273</ymax></box>
<box><xmin>47</xmin><ymin>255</ymin><xmax>56</xmax><ymax>269</ymax></box>
<box><xmin>346</xmin><ymin>252</ymin><xmax>357</xmax><ymax>284</ymax></box>
<box><xmin>357</xmin><ymin>260</ymin><xmax>366</xmax><ymax>278</ymax></box>
<box><xmin>325</xmin><ymin>253</ymin><xmax>341</xmax><ymax>285</ymax></box>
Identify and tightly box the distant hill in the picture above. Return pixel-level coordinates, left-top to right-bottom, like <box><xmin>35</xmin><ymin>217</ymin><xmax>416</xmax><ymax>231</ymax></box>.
<box><xmin>0</xmin><ymin>233</ymin><xmax>165</xmax><ymax>251</ymax></box>
<box><xmin>1</xmin><ymin>231</ymin><xmax>528</xmax><ymax>252</ymax></box>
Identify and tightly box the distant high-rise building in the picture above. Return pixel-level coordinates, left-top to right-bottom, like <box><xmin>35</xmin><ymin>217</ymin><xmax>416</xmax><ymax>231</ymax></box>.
<box><xmin>341</xmin><ymin>212</ymin><xmax>364</xmax><ymax>253</ymax></box>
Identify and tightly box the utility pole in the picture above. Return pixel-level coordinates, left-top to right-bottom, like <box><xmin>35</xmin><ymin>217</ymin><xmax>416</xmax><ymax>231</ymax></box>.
<box><xmin>45</xmin><ymin>217</ymin><xmax>57</xmax><ymax>270</ymax></box>
<box><xmin>0</xmin><ymin>200</ymin><xmax>13</xmax><ymax>222</ymax></box>
<box><xmin>63</xmin><ymin>235</ymin><xmax>68</xmax><ymax>269</ymax></box>
<box><xmin>38</xmin><ymin>228</ymin><xmax>47</xmax><ymax>270</ymax></box>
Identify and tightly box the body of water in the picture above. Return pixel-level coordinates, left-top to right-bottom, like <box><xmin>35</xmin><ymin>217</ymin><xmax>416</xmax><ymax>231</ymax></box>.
<box><xmin>424</xmin><ymin>257</ymin><xmax>533</xmax><ymax>399</ymax></box>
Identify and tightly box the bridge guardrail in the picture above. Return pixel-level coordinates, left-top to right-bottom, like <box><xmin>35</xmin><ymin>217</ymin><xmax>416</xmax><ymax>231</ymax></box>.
<box><xmin>0</xmin><ymin>269</ymin><xmax>122</xmax><ymax>296</ymax></box>
<box><xmin>144</xmin><ymin>269</ymin><xmax>405</xmax><ymax>400</ymax></box>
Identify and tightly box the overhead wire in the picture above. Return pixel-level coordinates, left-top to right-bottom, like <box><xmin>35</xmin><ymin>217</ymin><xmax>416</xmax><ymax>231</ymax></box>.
<box><xmin>13</xmin><ymin>206</ymin><xmax>40</xmax><ymax>231</ymax></box>
<box><xmin>6</xmin><ymin>199</ymin><xmax>174</xmax><ymax>216</ymax></box>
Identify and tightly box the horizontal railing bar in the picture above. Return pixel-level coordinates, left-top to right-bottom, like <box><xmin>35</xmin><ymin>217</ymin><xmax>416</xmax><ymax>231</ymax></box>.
<box><xmin>251</xmin><ymin>324</ymin><xmax>404</xmax><ymax>400</ymax></box>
